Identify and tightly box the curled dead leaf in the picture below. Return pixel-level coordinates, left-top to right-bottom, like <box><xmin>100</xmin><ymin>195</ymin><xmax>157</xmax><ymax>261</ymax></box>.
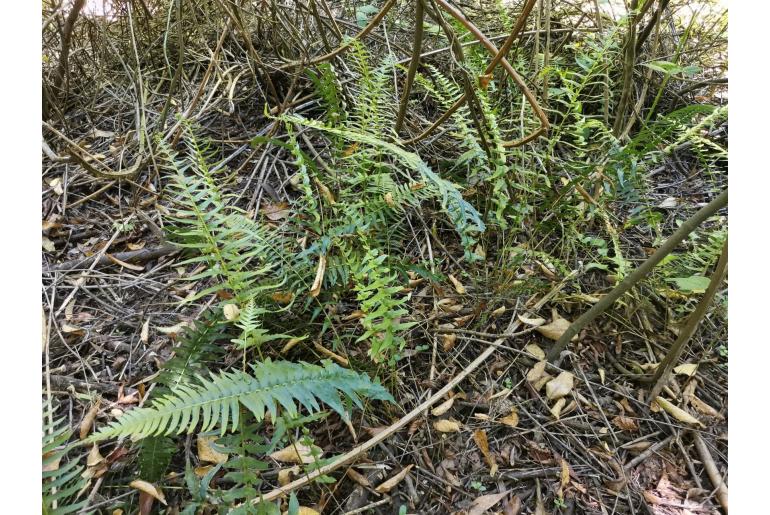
<box><xmin>654</xmin><ymin>397</ymin><xmax>704</xmax><ymax>427</ymax></box>
<box><xmin>536</xmin><ymin>316</ymin><xmax>573</xmax><ymax>341</ymax></box>
<box><xmin>346</xmin><ymin>467</ymin><xmax>371</xmax><ymax>487</ymax></box>
<box><xmin>674</xmin><ymin>363</ymin><xmax>698</xmax><ymax>377</ymax></box>
<box><xmin>499</xmin><ymin>408</ymin><xmax>519</xmax><ymax>428</ymax></box>
<box><xmin>197</xmin><ymin>435</ymin><xmax>229</xmax><ymax>465</ymax></box>
<box><xmin>433</xmin><ymin>419</ymin><xmax>462</xmax><ymax>433</ymax></box>
<box><xmin>518</xmin><ymin>314</ymin><xmax>546</xmax><ymax>326</ymax></box>
<box><xmin>612</xmin><ymin>415</ymin><xmax>639</xmax><ymax>432</ymax></box>
<box><xmin>223</xmin><ymin>304</ymin><xmax>240</xmax><ymax>322</ymax></box>
<box><xmin>431</xmin><ymin>397</ymin><xmax>455</xmax><ymax>417</ymax></box>
<box><xmin>80</xmin><ymin>398</ymin><xmax>101</xmax><ymax>439</ymax></box>
<box><xmin>524</xmin><ymin>343</ymin><xmax>545</xmax><ymax>360</ymax></box>
<box><xmin>375</xmin><ymin>464</ymin><xmax>414</xmax><ymax>493</ymax></box>
<box><xmin>448</xmin><ymin>274</ymin><xmax>466</xmax><ymax>295</ymax></box>
<box><xmin>309</xmin><ymin>255</ymin><xmax>327</xmax><ymax>298</ymax></box>
<box><xmin>545</xmin><ymin>372</ymin><xmax>574</xmax><ymax>400</ymax></box>
<box><xmin>473</xmin><ymin>429</ymin><xmax>498</xmax><ymax>476</ymax></box>
<box><xmin>550</xmin><ymin>398</ymin><xmax>566</xmax><ymax>419</ymax></box>
<box><xmin>441</xmin><ymin>333</ymin><xmax>457</xmax><ymax>352</ymax></box>
<box><xmin>270</xmin><ymin>443</ymin><xmax>322</xmax><ymax>464</ymax></box>
<box><xmin>129</xmin><ymin>480</ymin><xmax>166</xmax><ymax>506</ymax></box>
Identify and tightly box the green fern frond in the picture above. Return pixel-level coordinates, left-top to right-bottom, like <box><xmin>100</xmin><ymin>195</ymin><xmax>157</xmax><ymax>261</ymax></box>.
<box><xmin>43</xmin><ymin>413</ymin><xmax>86</xmax><ymax>515</ymax></box>
<box><xmin>91</xmin><ymin>360</ymin><xmax>393</xmax><ymax>441</ymax></box>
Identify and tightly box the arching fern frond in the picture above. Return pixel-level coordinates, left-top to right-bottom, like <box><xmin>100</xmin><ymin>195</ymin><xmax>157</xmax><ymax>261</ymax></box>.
<box><xmin>91</xmin><ymin>360</ymin><xmax>392</xmax><ymax>441</ymax></box>
<box><xmin>43</xmin><ymin>413</ymin><xmax>86</xmax><ymax>514</ymax></box>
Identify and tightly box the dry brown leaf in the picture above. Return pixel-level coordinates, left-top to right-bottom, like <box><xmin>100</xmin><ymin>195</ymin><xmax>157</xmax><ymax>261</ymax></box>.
<box><xmin>194</xmin><ymin>465</ymin><xmax>213</xmax><ymax>478</ymax></box>
<box><xmin>156</xmin><ymin>321</ymin><xmax>191</xmax><ymax>335</ymax></box>
<box><xmin>527</xmin><ymin>361</ymin><xmax>548</xmax><ymax>384</ymax></box>
<box><xmin>468</xmin><ymin>491</ymin><xmax>508</xmax><ymax>515</ymax></box>
<box><xmin>314</xmin><ymin>178</ymin><xmax>336</xmax><ymax>204</ymax></box>
<box><xmin>87</xmin><ymin>443</ymin><xmax>105</xmax><ymax>467</ymax></box>
<box><xmin>431</xmin><ymin>397</ymin><xmax>455</xmax><ymax>417</ymax></box>
<box><xmin>309</xmin><ymin>254</ymin><xmax>327</xmax><ymax>298</ymax></box>
<box><xmin>271</xmin><ymin>291</ymin><xmax>294</xmax><ymax>305</ymax></box>
<box><xmin>260</xmin><ymin>201</ymin><xmax>290</xmax><ymax>221</ymax></box>
<box><xmin>281</xmin><ymin>337</ymin><xmax>305</xmax><ymax>354</ymax></box>
<box><xmin>197</xmin><ymin>435</ymin><xmax>229</xmax><ymax>465</ymax></box>
<box><xmin>673</xmin><ymin>363</ymin><xmax>698</xmax><ymax>376</ymax></box>
<box><xmin>127</xmin><ymin>241</ymin><xmax>146</xmax><ymax>251</ymax></box>
<box><xmin>129</xmin><ymin>480</ymin><xmax>167</xmax><ymax>506</ymax></box>
<box><xmin>689</xmin><ymin>396</ymin><xmax>723</xmax><ymax>420</ymax></box>
<box><xmin>491</xmin><ymin>305</ymin><xmax>506</xmax><ymax>317</ymax></box>
<box><xmin>612</xmin><ymin>415</ymin><xmax>639</xmax><ymax>432</ymax></box>
<box><xmin>518</xmin><ymin>314</ymin><xmax>546</xmax><ymax>326</ymax></box>
<box><xmin>524</xmin><ymin>343</ymin><xmax>545</xmax><ymax>360</ymax></box>
<box><xmin>654</xmin><ymin>397</ymin><xmax>704</xmax><ymax>427</ymax></box>
<box><xmin>375</xmin><ymin>464</ymin><xmax>414</xmax><ymax>493</ymax></box>
<box><xmin>223</xmin><ymin>304</ymin><xmax>240</xmax><ymax>322</ymax></box>
<box><xmin>61</xmin><ymin>323</ymin><xmax>85</xmax><ymax>335</ymax></box>
<box><xmin>598</xmin><ymin>368</ymin><xmax>605</xmax><ymax>385</ymax></box>
<box><xmin>383</xmin><ymin>192</ymin><xmax>396</xmax><ymax>207</ymax></box>
<box><xmin>314</xmin><ymin>342</ymin><xmax>349</xmax><ymax>366</ymax></box>
<box><xmin>80</xmin><ymin>398</ymin><xmax>101</xmax><ymax>439</ymax></box>
<box><xmin>140</xmin><ymin>318</ymin><xmax>150</xmax><ymax>344</ymax></box>
<box><xmin>499</xmin><ymin>408</ymin><xmax>519</xmax><ymax>428</ymax></box>
<box><xmin>346</xmin><ymin>467</ymin><xmax>371</xmax><ymax>487</ymax></box>
<box><xmin>49</xmin><ymin>177</ymin><xmax>64</xmax><ymax>195</ymax></box>
<box><xmin>269</xmin><ymin>442</ymin><xmax>322</xmax><ymax>464</ymax></box>
<box><xmin>441</xmin><ymin>333</ymin><xmax>457</xmax><ymax>351</ymax></box>
<box><xmin>545</xmin><ymin>372</ymin><xmax>574</xmax><ymax>400</ymax></box>
<box><xmin>550</xmin><ymin>398</ymin><xmax>566</xmax><ymax>420</ymax></box>
<box><xmin>536</xmin><ymin>316</ymin><xmax>572</xmax><ymax>341</ymax></box>
<box><xmin>278</xmin><ymin>466</ymin><xmax>299</xmax><ymax>486</ymax></box>
<box><xmin>502</xmin><ymin>494</ymin><xmax>522</xmax><ymax>515</ymax></box>
<box><xmin>433</xmin><ymin>419</ymin><xmax>462</xmax><ymax>433</ymax></box>
<box><xmin>106</xmin><ymin>253</ymin><xmax>145</xmax><ymax>271</ymax></box>
<box><xmin>448</xmin><ymin>274</ymin><xmax>466</xmax><ymax>295</ymax></box>
<box><xmin>473</xmin><ymin>429</ymin><xmax>498</xmax><ymax>476</ymax></box>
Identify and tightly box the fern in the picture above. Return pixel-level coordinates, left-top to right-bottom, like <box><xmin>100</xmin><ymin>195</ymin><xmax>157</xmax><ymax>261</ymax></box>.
<box><xmin>354</xmin><ymin>248</ymin><xmax>416</xmax><ymax>362</ymax></box>
<box><xmin>138</xmin><ymin>436</ymin><xmax>176</xmax><ymax>483</ymax></box>
<box><xmin>43</xmin><ymin>413</ymin><xmax>86</xmax><ymax>514</ymax></box>
<box><xmin>91</xmin><ymin>360</ymin><xmax>392</xmax><ymax>440</ymax></box>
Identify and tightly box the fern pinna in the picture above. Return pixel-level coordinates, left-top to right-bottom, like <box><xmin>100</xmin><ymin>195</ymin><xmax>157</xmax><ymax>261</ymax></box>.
<box><xmin>90</xmin><ymin>360</ymin><xmax>392</xmax><ymax>441</ymax></box>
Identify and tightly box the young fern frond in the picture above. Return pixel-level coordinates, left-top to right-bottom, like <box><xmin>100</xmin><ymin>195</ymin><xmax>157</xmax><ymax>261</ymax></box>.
<box><xmin>43</xmin><ymin>413</ymin><xmax>87</xmax><ymax>514</ymax></box>
<box><xmin>354</xmin><ymin>248</ymin><xmax>416</xmax><ymax>362</ymax></box>
<box><xmin>90</xmin><ymin>360</ymin><xmax>393</xmax><ymax>441</ymax></box>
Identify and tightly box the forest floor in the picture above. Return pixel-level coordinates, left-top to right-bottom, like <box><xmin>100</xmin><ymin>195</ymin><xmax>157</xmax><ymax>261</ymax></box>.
<box><xmin>42</xmin><ymin>1</ymin><xmax>727</xmax><ymax>514</ymax></box>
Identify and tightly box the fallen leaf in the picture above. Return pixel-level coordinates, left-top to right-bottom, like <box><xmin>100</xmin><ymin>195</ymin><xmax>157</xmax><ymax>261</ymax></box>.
<box><xmin>527</xmin><ymin>361</ymin><xmax>548</xmax><ymax>383</ymax></box>
<box><xmin>499</xmin><ymin>408</ymin><xmax>519</xmax><ymax>428</ymax></box>
<box><xmin>346</xmin><ymin>467</ymin><xmax>371</xmax><ymax>487</ymax></box>
<box><xmin>127</xmin><ymin>241</ymin><xmax>146</xmax><ymax>251</ymax></box>
<box><xmin>48</xmin><ymin>177</ymin><xmax>64</xmax><ymax>195</ymax></box>
<box><xmin>278</xmin><ymin>466</ymin><xmax>299</xmax><ymax>486</ymax></box>
<box><xmin>42</xmin><ymin>237</ymin><xmax>56</xmax><ymax>252</ymax></box>
<box><xmin>654</xmin><ymin>397</ymin><xmax>704</xmax><ymax>426</ymax></box>
<box><xmin>502</xmin><ymin>494</ymin><xmax>522</xmax><ymax>515</ymax></box>
<box><xmin>658</xmin><ymin>197</ymin><xmax>678</xmax><ymax>209</ymax></box>
<box><xmin>612</xmin><ymin>415</ymin><xmax>639</xmax><ymax>432</ymax></box>
<box><xmin>156</xmin><ymin>321</ymin><xmax>191</xmax><ymax>335</ymax></box>
<box><xmin>80</xmin><ymin>398</ymin><xmax>101</xmax><ymax>439</ymax></box>
<box><xmin>441</xmin><ymin>333</ymin><xmax>457</xmax><ymax>351</ymax></box>
<box><xmin>468</xmin><ymin>491</ymin><xmax>508</xmax><ymax>515</ymax></box>
<box><xmin>674</xmin><ymin>363</ymin><xmax>698</xmax><ymax>376</ymax></box>
<box><xmin>197</xmin><ymin>435</ymin><xmax>229</xmax><ymax>464</ymax></box>
<box><xmin>271</xmin><ymin>291</ymin><xmax>294</xmax><ymax>305</ymax></box>
<box><xmin>550</xmin><ymin>398</ymin><xmax>566</xmax><ymax>419</ymax></box>
<box><xmin>309</xmin><ymin>254</ymin><xmax>327</xmax><ymax>298</ymax></box>
<box><xmin>129</xmin><ymin>480</ymin><xmax>166</xmax><ymax>505</ymax></box>
<box><xmin>223</xmin><ymin>304</ymin><xmax>240</xmax><ymax>322</ymax></box>
<box><xmin>598</xmin><ymin>368</ymin><xmax>606</xmax><ymax>385</ymax></box>
<box><xmin>281</xmin><ymin>336</ymin><xmax>305</xmax><ymax>354</ymax></box>
<box><xmin>270</xmin><ymin>443</ymin><xmax>322</xmax><ymax>464</ymax></box>
<box><xmin>375</xmin><ymin>464</ymin><xmax>414</xmax><ymax>493</ymax></box>
<box><xmin>260</xmin><ymin>201</ymin><xmax>290</xmax><ymax>221</ymax></box>
<box><xmin>140</xmin><ymin>319</ymin><xmax>150</xmax><ymax>344</ymax></box>
<box><xmin>314</xmin><ymin>178</ymin><xmax>336</xmax><ymax>204</ymax></box>
<box><xmin>431</xmin><ymin>397</ymin><xmax>455</xmax><ymax>417</ymax></box>
<box><xmin>524</xmin><ymin>343</ymin><xmax>545</xmax><ymax>360</ymax></box>
<box><xmin>383</xmin><ymin>192</ymin><xmax>395</xmax><ymax>207</ymax></box>
<box><xmin>473</xmin><ymin>429</ymin><xmax>498</xmax><ymax>476</ymax></box>
<box><xmin>545</xmin><ymin>372</ymin><xmax>574</xmax><ymax>400</ymax></box>
<box><xmin>106</xmin><ymin>253</ymin><xmax>145</xmax><ymax>271</ymax></box>
<box><xmin>518</xmin><ymin>314</ymin><xmax>546</xmax><ymax>326</ymax></box>
<box><xmin>537</xmin><ymin>316</ymin><xmax>573</xmax><ymax>341</ymax></box>
<box><xmin>689</xmin><ymin>396</ymin><xmax>723</xmax><ymax>419</ymax></box>
<box><xmin>491</xmin><ymin>305</ymin><xmax>506</xmax><ymax>317</ymax></box>
<box><xmin>61</xmin><ymin>323</ymin><xmax>84</xmax><ymax>336</ymax></box>
<box><xmin>433</xmin><ymin>419</ymin><xmax>462</xmax><ymax>433</ymax></box>
<box><xmin>87</xmin><ymin>443</ymin><xmax>105</xmax><ymax>467</ymax></box>
<box><xmin>448</xmin><ymin>274</ymin><xmax>466</xmax><ymax>295</ymax></box>
<box><xmin>194</xmin><ymin>465</ymin><xmax>213</xmax><ymax>478</ymax></box>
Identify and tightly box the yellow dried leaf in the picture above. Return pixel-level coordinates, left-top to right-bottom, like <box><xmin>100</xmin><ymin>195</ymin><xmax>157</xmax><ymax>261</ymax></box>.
<box><xmin>346</xmin><ymin>467</ymin><xmax>371</xmax><ymax>487</ymax></box>
<box><xmin>129</xmin><ymin>480</ymin><xmax>167</xmax><ymax>505</ymax></box>
<box><xmin>654</xmin><ymin>397</ymin><xmax>704</xmax><ymax>427</ymax></box>
<box><xmin>127</xmin><ymin>241</ymin><xmax>146</xmax><ymax>251</ymax></box>
<box><xmin>223</xmin><ymin>304</ymin><xmax>240</xmax><ymax>322</ymax></box>
<box><xmin>499</xmin><ymin>408</ymin><xmax>519</xmax><ymax>428</ymax></box>
<box><xmin>491</xmin><ymin>305</ymin><xmax>505</xmax><ymax>317</ymax></box>
<box><xmin>383</xmin><ymin>192</ymin><xmax>395</xmax><ymax>207</ymax></box>
<box><xmin>278</xmin><ymin>466</ymin><xmax>299</xmax><ymax>486</ymax></box>
<box><xmin>448</xmin><ymin>274</ymin><xmax>466</xmax><ymax>295</ymax></box>
<box><xmin>473</xmin><ymin>429</ymin><xmax>498</xmax><ymax>476</ymax></box>
<box><xmin>80</xmin><ymin>398</ymin><xmax>101</xmax><ymax>439</ymax></box>
<box><xmin>433</xmin><ymin>419</ymin><xmax>462</xmax><ymax>433</ymax></box>
<box><xmin>441</xmin><ymin>333</ymin><xmax>457</xmax><ymax>351</ymax></box>
<box><xmin>309</xmin><ymin>254</ymin><xmax>327</xmax><ymax>298</ymax></box>
<box><xmin>598</xmin><ymin>368</ymin><xmax>606</xmax><ymax>385</ymax></box>
<box><xmin>269</xmin><ymin>443</ymin><xmax>322</xmax><ymax>464</ymax></box>
<box><xmin>524</xmin><ymin>343</ymin><xmax>545</xmax><ymax>360</ymax></box>
<box><xmin>526</xmin><ymin>361</ymin><xmax>548</xmax><ymax>384</ymax></box>
<box><xmin>518</xmin><ymin>314</ymin><xmax>546</xmax><ymax>326</ymax></box>
<box><xmin>87</xmin><ymin>443</ymin><xmax>104</xmax><ymax>467</ymax></box>
<box><xmin>550</xmin><ymin>398</ymin><xmax>566</xmax><ymax>419</ymax></box>
<box><xmin>375</xmin><ymin>464</ymin><xmax>414</xmax><ymax>493</ymax></box>
<box><xmin>140</xmin><ymin>318</ymin><xmax>150</xmax><ymax>344</ymax></box>
<box><xmin>546</xmin><ymin>372</ymin><xmax>574</xmax><ymax>400</ymax></box>
<box><xmin>690</xmin><ymin>396</ymin><xmax>723</xmax><ymax>420</ymax></box>
<box><xmin>106</xmin><ymin>253</ymin><xmax>145</xmax><ymax>271</ymax></box>
<box><xmin>197</xmin><ymin>435</ymin><xmax>229</xmax><ymax>465</ymax></box>
<box><xmin>281</xmin><ymin>337</ymin><xmax>305</xmax><ymax>354</ymax></box>
<box><xmin>674</xmin><ymin>363</ymin><xmax>698</xmax><ymax>377</ymax></box>
<box><xmin>468</xmin><ymin>491</ymin><xmax>508</xmax><ymax>515</ymax></box>
<box><xmin>156</xmin><ymin>321</ymin><xmax>191</xmax><ymax>335</ymax></box>
<box><xmin>536</xmin><ymin>316</ymin><xmax>572</xmax><ymax>341</ymax></box>
<box><xmin>431</xmin><ymin>397</ymin><xmax>455</xmax><ymax>417</ymax></box>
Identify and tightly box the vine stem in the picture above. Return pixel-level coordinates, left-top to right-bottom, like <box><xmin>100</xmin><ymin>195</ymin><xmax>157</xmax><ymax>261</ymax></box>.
<box><xmin>546</xmin><ymin>188</ymin><xmax>728</xmax><ymax>362</ymax></box>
